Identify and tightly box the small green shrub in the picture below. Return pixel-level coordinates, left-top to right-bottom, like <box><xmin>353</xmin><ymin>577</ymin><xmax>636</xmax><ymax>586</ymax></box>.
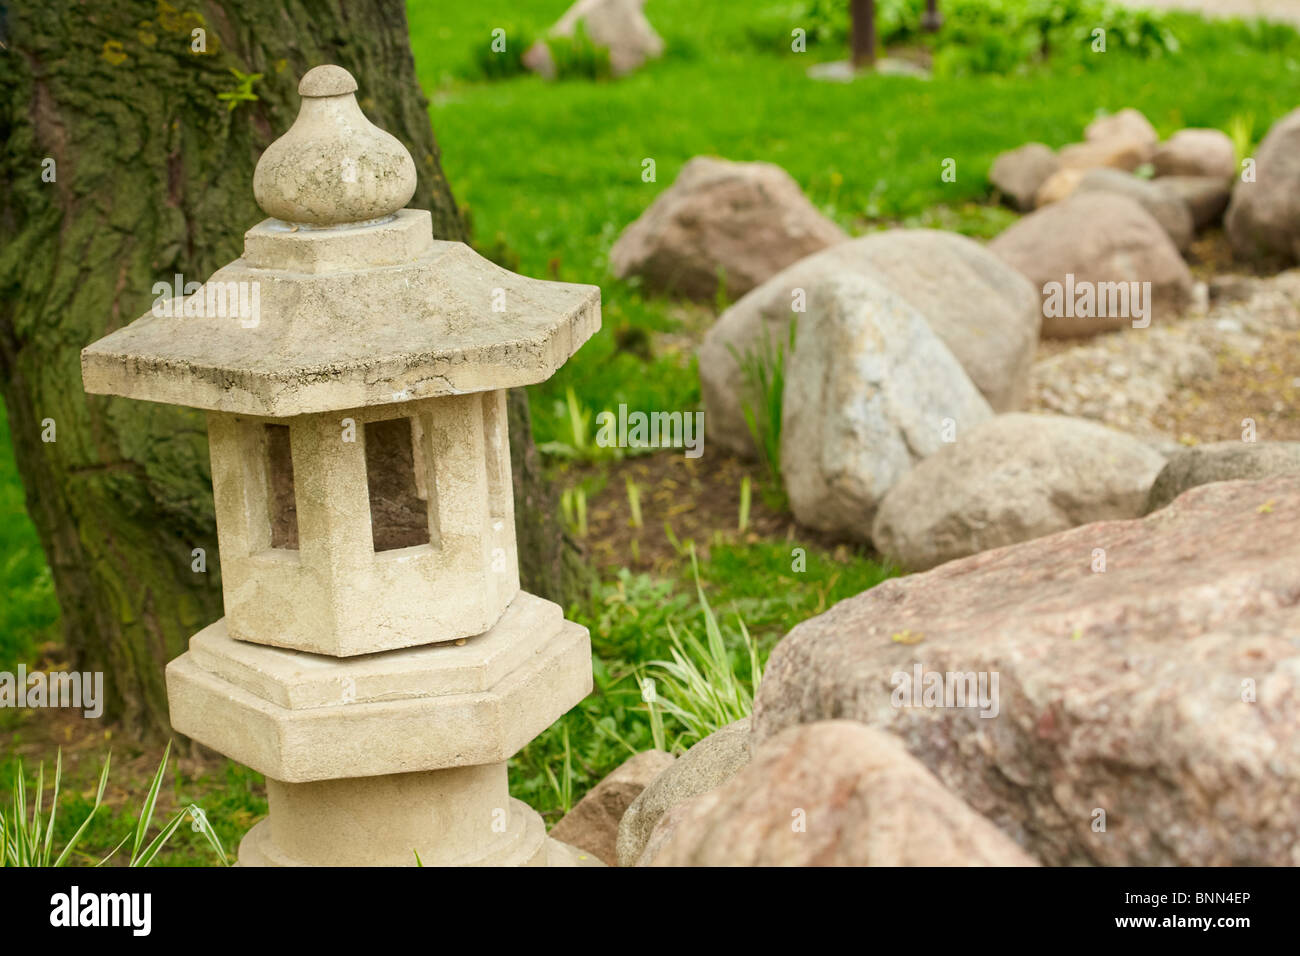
<box><xmin>464</xmin><ymin>25</ymin><xmax>535</xmax><ymax>80</ymax></box>
<box><xmin>546</xmin><ymin>23</ymin><xmax>614</xmax><ymax>81</ymax></box>
<box><xmin>749</xmin><ymin>0</ymin><xmax>1184</xmax><ymax>75</ymax></box>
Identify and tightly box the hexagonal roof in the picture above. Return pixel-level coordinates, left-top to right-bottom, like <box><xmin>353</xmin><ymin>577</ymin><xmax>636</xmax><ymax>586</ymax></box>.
<box><xmin>81</xmin><ymin>215</ymin><xmax>600</xmax><ymax>417</ymax></box>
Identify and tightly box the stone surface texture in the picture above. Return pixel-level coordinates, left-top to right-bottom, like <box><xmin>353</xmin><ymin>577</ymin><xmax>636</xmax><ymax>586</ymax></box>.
<box><xmin>167</xmin><ymin>592</ymin><xmax>593</xmax><ymax>782</ymax></box>
<box><xmin>1073</xmin><ymin>167</ymin><xmax>1194</xmax><ymax>251</ymax></box>
<box><xmin>1152</xmin><ymin>127</ymin><xmax>1237</xmax><ymax>181</ymax></box>
<box><xmin>617</xmin><ymin>718</ymin><xmax>752</xmax><ymax>866</ymax></box>
<box><xmin>989</xmin><ymin>142</ymin><xmax>1060</xmax><ymax>211</ymax></box>
<box><xmin>636</xmin><ymin>721</ymin><xmax>1038</xmax><ymax>866</ymax></box>
<box><xmin>82</xmin><ymin>213</ymin><xmax>600</xmax><ymax>417</ymax></box>
<box><xmin>609</xmin><ymin>156</ymin><xmax>847</xmax><ymax>300</ymax></box>
<box><xmin>756</xmin><ymin>476</ymin><xmax>1300</xmax><ymax>866</ymax></box>
<box><xmin>1156</xmin><ymin>174</ymin><xmax>1232</xmax><ymax>230</ymax></box>
<box><xmin>872</xmin><ymin>413</ymin><xmax>1166</xmax><ymax>569</ymax></box>
<box><xmin>549</xmin><ymin>749</ymin><xmax>675</xmax><ymax>865</ymax></box>
<box><xmin>252</xmin><ymin>65</ymin><xmax>417</xmax><ymax>226</ymax></box>
<box><xmin>523</xmin><ymin>0</ymin><xmax>664</xmax><ymax>78</ymax></box>
<box><xmin>1226</xmin><ymin>107</ymin><xmax>1300</xmax><ymax>265</ymax></box>
<box><xmin>1084</xmin><ymin>108</ymin><xmax>1159</xmax><ymax>150</ymax></box>
<box><xmin>780</xmin><ymin>275</ymin><xmax>994</xmax><ymax>539</ymax></box>
<box><xmin>701</xmin><ymin>229</ymin><xmax>1035</xmax><ymax>457</ymax></box>
<box><xmin>989</xmin><ymin>192</ymin><xmax>1195</xmax><ymax>337</ymax></box>
<box><xmin>1145</xmin><ymin>440</ymin><xmax>1300</xmax><ymax>513</ymax></box>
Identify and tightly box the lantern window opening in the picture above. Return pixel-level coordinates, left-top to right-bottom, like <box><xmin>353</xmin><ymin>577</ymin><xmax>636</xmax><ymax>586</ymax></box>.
<box><xmin>265</xmin><ymin>424</ymin><xmax>300</xmax><ymax>550</ymax></box>
<box><xmin>365</xmin><ymin>415</ymin><xmax>434</xmax><ymax>553</ymax></box>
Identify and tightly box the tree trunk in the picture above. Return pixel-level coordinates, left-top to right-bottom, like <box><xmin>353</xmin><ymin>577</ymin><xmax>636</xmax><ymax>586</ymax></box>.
<box><xmin>0</xmin><ymin>0</ymin><xmax>580</xmax><ymax>741</ymax></box>
<box><xmin>850</xmin><ymin>0</ymin><xmax>876</xmax><ymax>69</ymax></box>
<box><xmin>922</xmin><ymin>1</ymin><xmax>943</xmax><ymax>33</ymax></box>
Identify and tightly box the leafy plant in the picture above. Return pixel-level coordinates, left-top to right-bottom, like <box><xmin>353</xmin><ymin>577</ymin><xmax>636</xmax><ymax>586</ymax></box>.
<box><xmin>1227</xmin><ymin>111</ymin><xmax>1256</xmax><ymax>165</ymax></box>
<box><xmin>637</xmin><ymin>547</ymin><xmax>763</xmax><ymax>750</ymax></box>
<box><xmin>625</xmin><ymin>476</ymin><xmax>643</xmax><ymax>530</ymax></box>
<box><xmin>466</xmin><ymin>25</ymin><xmax>536</xmax><ymax>80</ymax></box>
<box><xmin>561</xmin><ymin>485</ymin><xmax>589</xmax><ymax>538</ymax></box>
<box><xmin>738</xmin><ymin>475</ymin><xmax>752</xmax><ymax>534</ymax></box>
<box><xmin>1</xmin><ymin>745</ymin><xmax>227</xmax><ymax>867</ymax></box>
<box><xmin>541</xmin><ymin>724</ymin><xmax>576</xmax><ymax>813</ymax></box>
<box><xmin>546</xmin><ymin>22</ymin><xmax>614</xmax><ymax>81</ymax></box>
<box><xmin>750</xmin><ymin>0</ymin><xmax>1183</xmax><ymax>75</ymax></box>
<box><xmin>217</xmin><ymin>68</ymin><xmax>261</xmax><ymax>111</ymax></box>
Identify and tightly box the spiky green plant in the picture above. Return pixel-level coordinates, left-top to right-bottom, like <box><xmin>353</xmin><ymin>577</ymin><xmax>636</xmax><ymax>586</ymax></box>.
<box><xmin>0</xmin><ymin>745</ymin><xmax>228</xmax><ymax>867</ymax></box>
<box><xmin>639</xmin><ymin>547</ymin><xmax>763</xmax><ymax>749</ymax></box>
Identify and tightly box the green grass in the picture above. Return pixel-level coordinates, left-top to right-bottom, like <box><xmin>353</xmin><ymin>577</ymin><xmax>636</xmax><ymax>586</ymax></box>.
<box><xmin>409</xmin><ymin>0</ymin><xmax>1300</xmax><ymax>449</ymax></box>
<box><xmin>0</xmin><ymin>745</ymin><xmax>258</xmax><ymax>867</ymax></box>
<box><xmin>510</xmin><ymin>539</ymin><xmax>895</xmax><ymax>821</ymax></box>
<box><xmin>0</xmin><ymin>396</ymin><xmax>59</xmax><ymax>671</ymax></box>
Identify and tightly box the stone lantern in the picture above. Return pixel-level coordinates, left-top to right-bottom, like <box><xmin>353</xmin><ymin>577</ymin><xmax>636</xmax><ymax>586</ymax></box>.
<box><xmin>81</xmin><ymin>65</ymin><xmax>600</xmax><ymax>866</ymax></box>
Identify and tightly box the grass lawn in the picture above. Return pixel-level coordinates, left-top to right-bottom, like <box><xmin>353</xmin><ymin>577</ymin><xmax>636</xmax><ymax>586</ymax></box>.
<box><xmin>2</xmin><ymin>0</ymin><xmax>1300</xmax><ymax>861</ymax></box>
<box><xmin>408</xmin><ymin>0</ymin><xmax>1300</xmax><ymax>451</ymax></box>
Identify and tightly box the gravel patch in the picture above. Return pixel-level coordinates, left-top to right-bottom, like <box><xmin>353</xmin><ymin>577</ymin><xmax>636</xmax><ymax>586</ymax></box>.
<box><xmin>1027</xmin><ymin>270</ymin><xmax>1300</xmax><ymax>449</ymax></box>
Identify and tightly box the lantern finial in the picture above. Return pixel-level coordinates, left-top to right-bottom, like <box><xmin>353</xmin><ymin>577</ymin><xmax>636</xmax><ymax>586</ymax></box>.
<box><xmin>252</xmin><ymin>64</ymin><xmax>416</xmax><ymax>227</ymax></box>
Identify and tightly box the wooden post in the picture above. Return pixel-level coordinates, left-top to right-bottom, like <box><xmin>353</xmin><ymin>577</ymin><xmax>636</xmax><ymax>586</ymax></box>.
<box><xmin>850</xmin><ymin>0</ymin><xmax>876</xmax><ymax>70</ymax></box>
<box><xmin>922</xmin><ymin>0</ymin><xmax>943</xmax><ymax>32</ymax></box>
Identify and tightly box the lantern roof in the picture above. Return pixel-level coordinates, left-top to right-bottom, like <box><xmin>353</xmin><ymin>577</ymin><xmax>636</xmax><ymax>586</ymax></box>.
<box><xmin>81</xmin><ymin>66</ymin><xmax>599</xmax><ymax>418</ymax></box>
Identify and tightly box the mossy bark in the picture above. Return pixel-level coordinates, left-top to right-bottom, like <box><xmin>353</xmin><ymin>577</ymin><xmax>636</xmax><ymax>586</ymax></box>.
<box><xmin>0</xmin><ymin>0</ymin><xmax>580</xmax><ymax>741</ymax></box>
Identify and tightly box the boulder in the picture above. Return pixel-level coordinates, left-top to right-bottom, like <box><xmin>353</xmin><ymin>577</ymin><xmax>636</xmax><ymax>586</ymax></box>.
<box><xmin>1145</xmin><ymin>440</ymin><xmax>1300</xmax><ymax>513</ymax></box>
<box><xmin>756</xmin><ymin>476</ymin><xmax>1300</xmax><ymax>866</ymax></box>
<box><xmin>616</xmin><ymin>719</ymin><xmax>751</xmax><ymax>867</ymax></box>
<box><xmin>547</xmin><ymin>749</ymin><xmax>674</xmax><ymax>865</ymax></box>
<box><xmin>610</xmin><ymin>156</ymin><xmax>847</xmax><ymax>301</ymax></box>
<box><xmin>1034</xmin><ymin>167</ymin><xmax>1085</xmax><ymax>207</ymax></box>
<box><xmin>988</xmin><ymin>192</ymin><xmax>1195</xmax><ymax>337</ymax></box>
<box><xmin>989</xmin><ymin>143</ymin><xmax>1060</xmax><ymax>211</ymax></box>
<box><xmin>1156</xmin><ymin>175</ymin><xmax>1231</xmax><ymax>231</ymax></box>
<box><xmin>700</xmin><ymin>229</ymin><xmax>1037</xmax><ymax>457</ymax></box>
<box><xmin>636</xmin><ymin>721</ymin><xmax>1038</xmax><ymax>866</ymax></box>
<box><xmin>522</xmin><ymin>0</ymin><xmax>664</xmax><ymax>79</ymax></box>
<box><xmin>1072</xmin><ymin>168</ymin><xmax>1194</xmax><ymax>251</ymax></box>
<box><xmin>780</xmin><ymin>275</ymin><xmax>994</xmax><ymax>539</ymax></box>
<box><xmin>1152</xmin><ymin>128</ymin><xmax>1236</xmax><ymax>181</ymax></box>
<box><xmin>1226</xmin><ymin>107</ymin><xmax>1300</xmax><ymax>266</ymax></box>
<box><xmin>1084</xmin><ymin>108</ymin><xmax>1159</xmax><ymax>150</ymax></box>
<box><xmin>872</xmin><ymin>413</ymin><xmax>1166</xmax><ymax>570</ymax></box>
<box><xmin>1058</xmin><ymin>138</ymin><xmax>1149</xmax><ymax>173</ymax></box>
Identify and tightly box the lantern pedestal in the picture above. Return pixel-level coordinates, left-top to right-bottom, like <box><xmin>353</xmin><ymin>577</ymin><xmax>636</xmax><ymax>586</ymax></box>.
<box><xmin>167</xmin><ymin>592</ymin><xmax>595</xmax><ymax>866</ymax></box>
<box><xmin>240</xmin><ymin>772</ymin><xmax>549</xmax><ymax>867</ymax></box>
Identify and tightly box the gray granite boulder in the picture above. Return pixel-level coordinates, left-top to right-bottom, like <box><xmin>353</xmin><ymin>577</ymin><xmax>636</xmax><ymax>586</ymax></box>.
<box><xmin>872</xmin><ymin>413</ymin><xmax>1165</xmax><ymax>569</ymax></box>
<box><xmin>1227</xmin><ymin>107</ymin><xmax>1300</xmax><ymax>266</ymax></box>
<box><xmin>781</xmin><ymin>274</ymin><xmax>993</xmax><ymax>539</ymax></box>
<box><xmin>1145</xmin><ymin>440</ymin><xmax>1300</xmax><ymax>513</ymax></box>
<box><xmin>700</xmin><ymin>229</ymin><xmax>1036</xmax><ymax>457</ymax></box>
<box><xmin>616</xmin><ymin>719</ymin><xmax>751</xmax><ymax>867</ymax></box>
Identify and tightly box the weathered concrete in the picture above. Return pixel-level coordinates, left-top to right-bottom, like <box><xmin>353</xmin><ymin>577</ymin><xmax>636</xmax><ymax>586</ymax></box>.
<box><xmin>82</xmin><ymin>64</ymin><xmax>600</xmax><ymax>868</ymax></box>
